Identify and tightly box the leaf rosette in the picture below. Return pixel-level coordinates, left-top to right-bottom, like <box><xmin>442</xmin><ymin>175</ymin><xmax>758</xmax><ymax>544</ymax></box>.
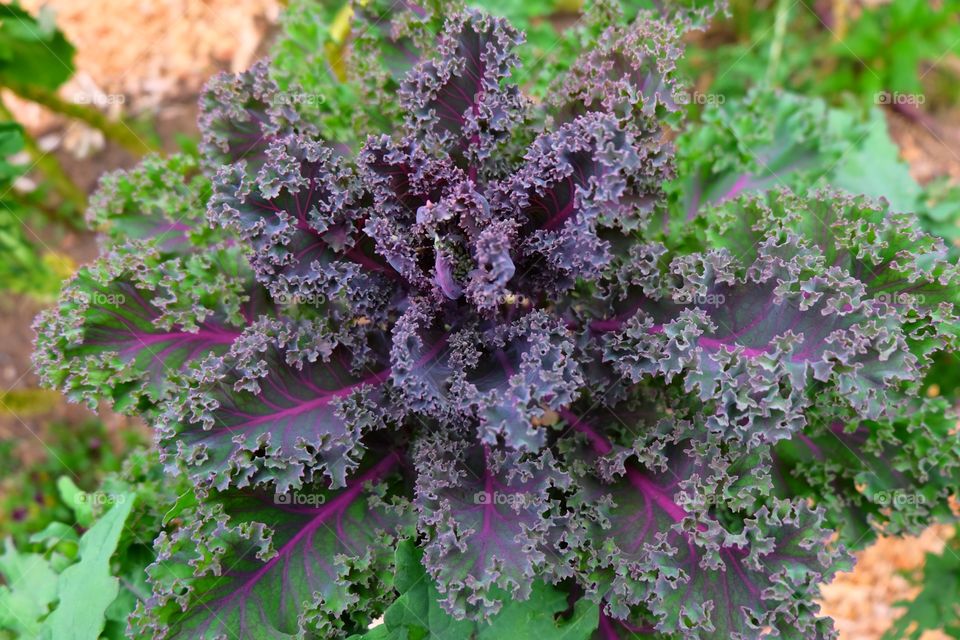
<box><xmin>32</xmin><ymin>4</ymin><xmax>960</xmax><ymax>639</ymax></box>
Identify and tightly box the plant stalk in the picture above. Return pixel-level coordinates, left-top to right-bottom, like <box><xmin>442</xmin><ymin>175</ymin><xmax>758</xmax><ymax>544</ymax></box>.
<box><xmin>0</xmin><ymin>95</ymin><xmax>87</xmax><ymax>224</ymax></box>
<box><xmin>3</xmin><ymin>81</ymin><xmax>158</xmax><ymax>156</ymax></box>
<box><xmin>765</xmin><ymin>0</ymin><xmax>792</xmax><ymax>87</ymax></box>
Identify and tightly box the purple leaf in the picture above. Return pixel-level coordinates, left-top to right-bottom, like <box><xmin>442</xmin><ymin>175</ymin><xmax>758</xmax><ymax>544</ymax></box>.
<box><xmin>503</xmin><ymin>113</ymin><xmax>668</xmax><ymax>294</ymax></box>
<box><xmin>142</xmin><ymin>454</ymin><xmax>413</xmax><ymax>639</ymax></box>
<box><xmin>165</xmin><ymin>320</ymin><xmax>394</xmax><ymax>492</ymax></box>
<box><xmin>553</xmin><ymin>17</ymin><xmax>685</xmax><ymax>127</ymax></box>
<box><xmin>210</xmin><ymin>133</ymin><xmax>398</xmax><ymax>312</ymax></box>
<box><xmin>199</xmin><ymin>60</ymin><xmax>310</xmax><ymax>176</ymax></box>
<box><xmin>414</xmin><ymin>434</ymin><xmax>571</xmax><ymax>619</ymax></box>
<box><xmin>391</xmin><ymin>303</ymin><xmax>582</xmax><ymax>450</ymax></box>
<box><xmin>400</xmin><ymin>9</ymin><xmax>526</xmax><ymax>167</ymax></box>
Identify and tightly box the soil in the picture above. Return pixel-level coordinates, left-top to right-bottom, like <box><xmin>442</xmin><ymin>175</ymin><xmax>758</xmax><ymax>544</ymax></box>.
<box><xmin>0</xmin><ymin>0</ymin><xmax>279</xmax><ymax>460</ymax></box>
<box><xmin>0</xmin><ymin>0</ymin><xmax>279</xmax><ymax>461</ymax></box>
<box><xmin>820</xmin><ymin>526</ymin><xmax>956</xmax><ymax>640</ymax></box>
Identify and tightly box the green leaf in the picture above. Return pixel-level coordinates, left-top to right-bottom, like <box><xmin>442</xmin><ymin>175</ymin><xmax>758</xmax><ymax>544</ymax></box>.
<box><xmin>160</xmin><ymin>488</ymin><xmax>197</xmax><ymax>526</ymax></box>
<box><xmin>827</xmin><ymin>107</ymin><xmax>922</xmax><ymax>213</ymax></box>
<box><xmin>0</xmin><ymin>121</ymin><xmax>24</xmax><ymax>159</ymax></box>
<box><xmin>42</xmin><ymin>495</ymin><xmax>134</xmax><ymax>640</ymax></box>
<box><xmin>0</xmin><ymin>209</ymin><xmax>61</xmax><ymax>297</ymax></box>
<box><xmin>55</xmin><ymin>478</ymin><xmax>94</xmax><ymax>528</ymax></box>
<box><xmin>0</xmin><ymin>538</ymin><xmax>60</xmax><ymax>637</ymax></box>
<box><xmin>377</xmin><ymin>540</ymin><xmax>473</xmax><ymax>640</ymax></box>
<box><xmin>0</xmin><ymin>4</ymin><xmax>75</xmax><ymax>90</ymax></box>
<box><xmin>476</xmin><ymin>584</ymin><xmax>597</xmax><ymax>640</ymax></box>
<box><xmin>883</xmin><ymin>537</ymin><xmax>960</xmax><ymax>639</ymax></box>
<box><xmin>348</xmin><ymin>540</ymin><xmax>598</xmax><ymax>640</ymax></box>
<box><xmin>28</xmin><ymin>523</ymin><xmax>79</xmax><ymax>552</ymax></box>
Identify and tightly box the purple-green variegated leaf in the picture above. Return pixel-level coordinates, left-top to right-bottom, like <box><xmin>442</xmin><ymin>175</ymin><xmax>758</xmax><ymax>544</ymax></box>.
<box><xmin>351</xmin><ymin>0</ymin><xmax>432</xmax><ymax>75</ymax></box>
<box><xmin>136</xmin><ymin>454</ymin><xmax>413</xmax><ymax>639</ymax></box>
<box><xmin>87</xmin><ymin>154</ymin><xmax>216</xmax><ymax>253</ymax></box>
<box><xmin>414</xmin><ymin>433</ymin><xmax>571</xmax><ymax>620</ymax></box>
<box><xmin>771</xmin><ymin>396</ymin><xmax>960</xmax><ymax>546</ymax></box>
<box><xmin>648</xmin><ymin>500</ymin><xmax>842</xmax><ymax>639</ymax></box>
<box><xmin>209</xmin><ymin>133</ymin><xmax>398</xmax><ymax>314</ymax></box>
<box><xmin>32</xmin><ymin>247</ymin><xmax>262</xmax><ymax>414</ymax></box>
<box><xmin>706</xmin><ymin>190</ymin><xmax>960</xmax><ymax>328</ymax></box>
<box><xmin>392</xmin><ymin>303</ymin><xmax>582</xmax><ymax>450</ymax></box>
<box><xmin>594</xmin><ymin>608</ymin><xmax>662</xmax><ymax>639</ymax></box>
<box><xmin>669</xmin><ymin>90</ymin><xmax>841</xmax><ymax>224</ymax></box>
<box><xmin>562</xmin><ymin>412</ymin><xmax>846</xmax><ymax>639</ymax></box>
<box><xmin>594</xmin><ymin>190</ymin><xmax>959</xmax><ymax>446</ymax></box>
<box><xmin>163</xmin><ymin>319</ymin><xmax>394</xmax><ymax>492</ymax></box>
<box><xmin>400</xmin><ymin>9</ymin><xmax>526</xmax><ymax>167</ymax></box>
<box><xmin>656</xmin><ymin>0</ymin><xmax>730</xmax><ymax>25</ymax></box>
<box><xmin>199</xmin><ymin>59</ymin><xmax>314</xmax><ymax>177</ymax></box>
<box><xmin>502</xmin><ymin>112</ymin><xmax>669</xmax><ymax>296</ymax></box>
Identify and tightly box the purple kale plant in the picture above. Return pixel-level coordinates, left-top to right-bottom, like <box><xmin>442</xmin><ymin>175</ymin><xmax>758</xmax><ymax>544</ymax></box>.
<box><xmin>33</xmin><ymin>5</ymin><xmax>960</xmax><ymax>639</ymax></box>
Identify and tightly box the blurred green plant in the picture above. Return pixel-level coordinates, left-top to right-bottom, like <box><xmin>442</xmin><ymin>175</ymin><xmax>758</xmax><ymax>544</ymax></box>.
<box><xmin>0</xmin><ymin>420</ymin><xmax>144</xmax><ymax>544</ymax></box>
<box><xmin>686</xmin><ymin>0</ymin><xmax>960</xmax><ymax>108</ymax></box>
<box><xmin>0</xmin><ymin>3</ymin><xmax>164</xmax><ymax>299</ymax></box>
<box><xmin>0</xmin><ymin>4</ymin><xmax>156</xmax><ymax>156</ymax></box>
<box><xmin>0</xmin><ymin>388</ymin><xmax>63</xmax><ymax>417</ymax></box>
<box><xmin>818</xmin><ymin>0</ymin><xmax>960</xmax><ymax>106</ymax></box>
<box><xmin>0</xmin><ymin>448</ymin><xmax>188</xmax><ymax>640</ymax></box>
<box><xmin>884</xmin><ymin>534</ymin><xmax>960</xmax><ymax>639</ymax></box>
<box><xmin>0</xmin><ymin>122</ymin><xmax>75</xmax><ymax>298</ymax></box>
